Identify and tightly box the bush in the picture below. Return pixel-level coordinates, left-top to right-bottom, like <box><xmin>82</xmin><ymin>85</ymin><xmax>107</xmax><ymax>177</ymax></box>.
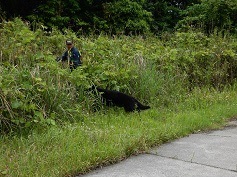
<box><xmin>0</xmin><ymin>19</ymin><xmax>83</xmax><ymax>132</ymax></box>
<box><xmin>1</xmin><ymin>18</ymin><xmax>237</xmax><ymax>133</ymax></box>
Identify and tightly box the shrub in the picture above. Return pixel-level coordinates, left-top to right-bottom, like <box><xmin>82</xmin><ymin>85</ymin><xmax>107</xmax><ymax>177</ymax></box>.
<box><xmin>1</xmin><ymin>19</ymin><xmax>237</xmax><ymax>133</ymax></box>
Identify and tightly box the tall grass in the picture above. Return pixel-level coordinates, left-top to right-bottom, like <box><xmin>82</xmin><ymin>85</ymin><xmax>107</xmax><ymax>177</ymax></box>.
<box><xmin>1</xmin><ymin>88</ymin><xmax>237</xmax><ymax>176</ymax></box>
<box><xmin>1</xmin><ymin>19</ymin><xmax>237</xmax><ymax>132</ymax></box>
<box><xmin>1</xmin><ymin>18</ymin><xmax>237</xmax><ymax>176</ymax></box>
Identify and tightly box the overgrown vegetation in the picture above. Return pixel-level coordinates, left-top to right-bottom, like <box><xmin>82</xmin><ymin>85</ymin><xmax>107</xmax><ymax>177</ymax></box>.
<box><xmin>1</xmin><ymin>90</ymin><xmax>237</xmax><ymax>176</ymax></box>
<box><xmin>1</xmin><ymin>18</ymin><xmax>237</xmax><ymax>133</ymax></box>
<box><xmin>2</xmin><ymin>0</ymin><xmax>237</xmax><ymax>34</ymax></box>
<box><xmin>178</xmin><ymin>0</ymin><xmax>237</xmax><ymax>34</ymax></box>
<box><xmin>1</xmin><ymin>18</ymin><xmax>237</xmax><ymax>176</ymax></box>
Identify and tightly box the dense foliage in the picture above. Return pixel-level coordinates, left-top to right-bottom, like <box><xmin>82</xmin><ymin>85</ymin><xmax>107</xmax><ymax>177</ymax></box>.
<box><xmin>6</xmin><ymin>0</ymin><xmax>237</xmax><ymax>34</ymax></box>
<box><xmin>1</xmin><ymin>18</ymin><xmax>237</xmax><ymax>133</ymax></box>
<box><xmin>178</xmin><ymin>0</ymin><xmax>237</xmax><ymax>33</ymax></box>
<box><xmin>1</xmin><ymin>1</ymin><xmax>237</xmax><ymax>176</ymax></box>
<box><xmin>2</xmin><ymin>0</ymin><xmax>237</xmax><ymax>34</ymax></box>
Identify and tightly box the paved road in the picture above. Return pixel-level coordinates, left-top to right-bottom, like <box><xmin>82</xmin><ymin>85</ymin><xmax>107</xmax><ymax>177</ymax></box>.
<box><xmin>81</xmin><ymin>121</ymin><xmax>237</xmax><ymax>177</ymax></box>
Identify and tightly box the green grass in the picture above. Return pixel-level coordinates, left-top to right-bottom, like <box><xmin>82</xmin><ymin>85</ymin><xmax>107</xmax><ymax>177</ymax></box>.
<box><xmin>1</xmin><ymin>89</ymin><xmax>237</xmax><ymax>177</ymax></box>
<box><xmin>1</xmin><ymin>19</ymin><xmax>237</xmax><ymax>177</ymax></box>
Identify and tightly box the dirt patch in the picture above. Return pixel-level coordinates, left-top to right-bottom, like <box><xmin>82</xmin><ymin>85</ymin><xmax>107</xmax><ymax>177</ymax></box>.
<box><xmin>225</xmin><ymin>120</ymin><xmax>237</xmax><ymax>129</ymax></box>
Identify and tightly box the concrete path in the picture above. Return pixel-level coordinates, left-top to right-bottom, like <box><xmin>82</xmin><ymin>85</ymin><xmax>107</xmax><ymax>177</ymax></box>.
<box><xmin>81</xmin><ymin>121</ymin><xmax>237</xmax><ymax>177</ymax></box>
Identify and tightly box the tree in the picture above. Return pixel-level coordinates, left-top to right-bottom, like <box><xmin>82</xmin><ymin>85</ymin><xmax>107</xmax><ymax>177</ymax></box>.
<box><xmin>0</xmin><ymin>0</ymin><xmax>41</xmax><ymax>18</ymax></box>
<box><xmin>103</xmin><ymin>0</ymin><xmax>152</xmax><ymax>34</ymax></box>
<box><xmin>178</xmin><ymin>0</ymin><xmax>237</xmax><ymax>33</ymax></box>
<box><xmin>1</xmin><ymin>0</ymin><xmax>209</xmax><ymax>35</ymax></box>
<box><xmin>28</xmin><ymin>0</ymin><xmax>153</xmax><ymax>34</ymax></box>
<box><xmin>145</xmin><ymin>0</ymin><xmax>200</xmax><ymax>33</ymax></box>
<box><xmin>77</xmin><ymin>0</ymin><xmax>110</xmax><ymax>33</ymax></box>
<box><xmin>27</xmin><ymin>0</ymin><xmax>82</xmax><ymax>31</ymax></box>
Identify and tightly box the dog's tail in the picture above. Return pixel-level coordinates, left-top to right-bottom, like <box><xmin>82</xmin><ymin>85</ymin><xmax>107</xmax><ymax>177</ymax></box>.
<box><xmin>136</xmin><ymin>101</ymin><xmax>150</xmax><ymax>110</ymax></box>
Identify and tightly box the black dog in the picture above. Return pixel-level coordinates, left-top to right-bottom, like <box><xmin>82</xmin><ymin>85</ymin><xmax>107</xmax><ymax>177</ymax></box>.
<box><xmin>90</xmin><ymin>86</ymin><xmax>150</xmax><ymax>112</ymax></box>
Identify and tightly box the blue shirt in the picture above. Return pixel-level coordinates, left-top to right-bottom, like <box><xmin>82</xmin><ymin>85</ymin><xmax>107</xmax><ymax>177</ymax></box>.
<box><xmin>62</xmin><ymin>47</ymin><xmax>82</xmax><ymax>69</ymax></box>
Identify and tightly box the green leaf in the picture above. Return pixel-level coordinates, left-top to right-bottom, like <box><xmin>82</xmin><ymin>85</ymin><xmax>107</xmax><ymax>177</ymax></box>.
<box><xmin>46</xmin><ymin>119</ymin><xmax>56</xmax><ymax>126</ymax></box>
<box><xmin>35</xmin><ymin>111</ymin><xmax>44</xmax><ymax>121</ymax></box>
<box><xmin>1</xmin><ymin>170</ymin><xmax>8</xmax><ymax>175</ymax></box>
<box><xmin>11</xmin><ymin>101</ymin><xmax>23</xmax><ymax>109</ymax></box>
<box><xmin>19</xmin><ymin>118</ymin><xmax>25</xmax><ymax>124</ymax></box>
<box><xmin>25</xmin><ymin>122</ymin><xmax>32</xmax><ymax>128</ymax></box>
<box><xmin>11</xmin><ymin>119</ymin><xmax>20</xmax><ymax>125</ymax></box>
<box><xmin>34</xmin><ymin>52</ymin><xmax>45</xmax><ymax>60</ymax></box>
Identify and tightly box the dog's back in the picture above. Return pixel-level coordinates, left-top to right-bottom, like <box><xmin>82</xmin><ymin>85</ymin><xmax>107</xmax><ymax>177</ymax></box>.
<box><xmin>92</xmin><ymin>86</ymin><xmax>150</xmax><ymax>112</ymax></box>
